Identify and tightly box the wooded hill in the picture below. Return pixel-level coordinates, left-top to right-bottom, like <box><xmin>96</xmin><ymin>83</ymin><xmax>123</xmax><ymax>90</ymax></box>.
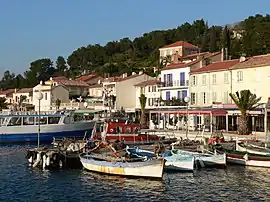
<box><xmin>1</xmin><ymin>14</ymin><xmax>269</xmax><ymax>91</ymax></box>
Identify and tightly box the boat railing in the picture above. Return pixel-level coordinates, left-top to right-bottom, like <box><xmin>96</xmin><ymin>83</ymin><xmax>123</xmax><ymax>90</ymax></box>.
<box><xmin>139</xmin><ymin>129</ymin><xmax>176</xmax><ymax>139</ymax></box>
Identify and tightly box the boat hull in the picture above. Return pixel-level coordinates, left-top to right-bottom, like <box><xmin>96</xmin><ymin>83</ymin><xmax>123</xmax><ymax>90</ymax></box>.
<box><xmin>0</xmin><ymin>121</ymin><xmax>95</xmax><ymax>143</ymax></box>
<box><xmin>102</xmin><ymin>135</ymin><xmax>160</xmax><ymax>145</ymax></box>
<box><xmin>236</xmin><ymin>142</ymin><xmax>270</xmax><ymax>156</ymax></box>
<box><xmin>80</xmin><ymin>154</ymin><xmax>165</xmax><ymax>179</ymax></box>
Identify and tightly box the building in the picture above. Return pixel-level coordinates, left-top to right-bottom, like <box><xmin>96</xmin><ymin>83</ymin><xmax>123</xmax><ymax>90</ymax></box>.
<box><xmin>33</xmin><ymin>82</ymin><xmax>69</xmax><ymax>111</ymax></box>
<box><xmin>189</xmin><ymin>59</ymin><xmax>240</xmax><ymax>107</ymax></box>
<box><xmin>134</xmin><ymin>79</ymin><xmax>161</xmax><ymax>110</ymax></box>
<box><xmin>75</xmin><ymin>74</ymin><xmax>103</xmax><ymax>85</ymax></box>
<box><xmin>159</xmin><ymin>41</ymin><xmax>200</xmax><ymax>62</ymax></box>
<box><xmin>102</xmin><ymin>73</ymin><xmax>154</xmax><ymax>113</ymax></box>
<box><xmin>0</xmin><ymin>89</ymin><xmax>15</xmax><ymax>104</ymax></box>
<box><xmin>45</xmin><ymin>77</ymin><xmax>89</xmax><ymax>98</ymax></box>
<box><xmin>89</xmin><ymin>83</ymin><xmax>103</xmax><ymax>98</ymax></box>
<box><xmin>159</xmin><ymin>51</ymin><xmax>222</xmax><ymax>105</ymax></box>
<box><xmin>13</xmin><ymin>88</ymin><xmax>33</xmax><ymax>105</ymax></box>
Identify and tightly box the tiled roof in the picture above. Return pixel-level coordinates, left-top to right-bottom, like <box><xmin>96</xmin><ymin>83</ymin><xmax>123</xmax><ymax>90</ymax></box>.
<box><xmin>89</xmin><ymin>84</ymin><xmax>103</xmax><ymax>88</ymax></box>
<box><xmin>230</xmin><ymin>54</ymin><xmax>270</xmax><ymax>70</ymax></box>
<box><xmin>161</xmin><ymin>41</ymin><xmax>199</xmax><ymax>49</ymax></box>
<box><xmin>16</xmin><ymin>88</ymin><xmax>33</xmax><ymax>93</ymax></box>
<box><xmin>75</xmin><ymin>74</ymin><xmax>99</xmax><ymax>81</ymax></box>
<box><xmin>190</xmin><ymin>59</ymin><xmax>239</xmax><ymax>74</ymax></box>
<box><xmin>180</xmin><ymin>52</ymin><xmax>209</xmax><ymax>60</ymax></box>
<box><xmin>57</xmin><ymin>79</ymin><xmax>89</xmax><ymax>87</ymax></box>
<box><xmin>0</xmin><ymin>89</ymin><xmax>15</xmax><ymax>95</ymax></box>
<box><xmin>103</xmin><ymin>74</ymin><xmax>144</xmax><ymax>83</ymax></box>
<box><xmin>134</xmin><ymin>79</ymin><xmax>161</xmax><ymax>87</ymax></box>
<box><xmin>52</xmin><ymin>76</ymin><xmax>68</xmax><ymax>80</ymax></box>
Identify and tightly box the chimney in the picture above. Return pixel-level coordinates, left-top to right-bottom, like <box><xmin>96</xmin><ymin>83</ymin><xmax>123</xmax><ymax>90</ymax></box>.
<box><xmin>122</xmin><ymin>73</ymin><xmax>127</xmax><ymax>78</ymax></box>
<box><xmin>40</xmin><ymin>81</ymin><xmax>43</xmax><ymax>85</ymax></box>
<box><xmin>132</xmin><ymin>72</ymin><xmax>136</xmax><ymax>75</ymax></box>
<box><xmin>239</xmin><ymin>56</ymin><xmax>246</xmax><ymax>63</ymax></box>
<box><xmin>139</xmin><ymin>71</ymin><xmax>143</xmax><ymax>75</ymax></box>
<box><xmin>98</xmin><ymin>80</ymin><xmax>101</xmax><ymax>84</ymax></box>
<box><xmin>50</xmin><ymin>77</ymin><xmax>53</xmax><ymax>81</ymax></box>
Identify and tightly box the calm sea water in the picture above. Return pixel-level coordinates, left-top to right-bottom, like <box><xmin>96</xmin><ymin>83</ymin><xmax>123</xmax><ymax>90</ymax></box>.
<box><xmin>1</xmin><ymin>145</ymin><xmax>270</xmax><ymax>202</ymax></box>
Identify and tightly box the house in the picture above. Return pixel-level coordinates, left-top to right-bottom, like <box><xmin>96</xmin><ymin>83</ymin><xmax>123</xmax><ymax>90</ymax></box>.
<box><xmin>89</xmin><ymin>83</ymin><xmax>103</xmax><ymax>98</ymax></box>
<box><xmin>159</xmin><ymin>51</ymin><xmax>222</xmax><ymax>105</ymax></box>
<box><xmin>159</xmin><ymin>41</ymin><xmax>200</xmax><ymax>63</ymax></box>
<box><xmin>102</xmin><ymin>73</ymin><xmax>155</xmax><ymax>113</ymax></box>
<box><xmin>13</xmin><ymin>88</ymin><xmax>33</xmax><ymax>105</ymax></box>
<box><xmin>45</xmin><ymin>76</ymin><xmax>89</xmax><ymax>98</ymax></box>
<box><xmin>33</xmin><ymin>81</ymin><xmax>69</xmax><ymax>111</ymax></box>
<box><xmin>189</xmin><ymin>59</ymin><xmax>240</xmax><ymax>107</ymax></box>
<box><xmin>0</xmin><ymin>89</ymin><xmax>15</xmax><ymax>104</ymax></box>
<box><xmin>75</xmin><ymin>74</ymin><xmax>103</xmax><ymax>85</ymax></box>
<box><xmin>134</xmin><ymin>79</ymin><xmax>161</xmax><ymax>110</ymax></box>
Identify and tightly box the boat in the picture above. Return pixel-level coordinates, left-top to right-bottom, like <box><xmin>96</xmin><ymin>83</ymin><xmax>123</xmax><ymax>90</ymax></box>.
<box><xmin>215</xmin><ymin>146</ymin><xmax>270</xmax><ymax>168</ymax></box>
<box><xmin>236</xmin><ymin>141</ymin><xmax>270</xmax><ymax>156</ymax></box>
<box><xmin>0</xmin><ymin>110</ymin><xmax>95</xmax><ymax>143</ymax></box>
<box><xmin>90</xmin><ymin>118</ymin><xmax>162</xmax><ymax>145</ymax></box>
<box><xmin>170</xmin><ymin>149</ymin><xmax>226</xmax><ymax>168</ymax></box>
<box><xmin>126</xmin><ymin>146</ymin><xmax>195</xmax><ymax>172</ymax></box>
<box><xmin>79</xmin><ymin>152</ymin><xmax>165</xmax><ymax>179</ymax></box>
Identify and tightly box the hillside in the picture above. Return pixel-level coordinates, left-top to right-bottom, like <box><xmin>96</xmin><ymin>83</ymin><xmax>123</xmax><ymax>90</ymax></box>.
<box><xmin>1</xmin><ymin>14</ymin><xmax>270</xmax><ymax>91</ymax></box>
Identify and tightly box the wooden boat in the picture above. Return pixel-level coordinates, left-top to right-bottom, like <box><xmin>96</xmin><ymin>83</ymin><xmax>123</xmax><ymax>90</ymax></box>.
<box><xmin>126</xmin><ymin>146</ymin><xmax>195</xmax><ymax>172</ymax></box>
<box><xmin>79</xmin><ymin>152</ymin><xmax>165</xmax><ymax>179</ymax></box>
<box><xmin>215</xmin><ymin>146</ymin><xmax>270</xmax><ymax>168</ymax></box>
<box><xmin>236</xmin><ymin>141</ymin><xmax>270</xmax><ymax>156</ymax></box>
<box><xmin>171</xmin><ymin>149</ymin><xmax>226</xmax><ymax>168</ymax></box>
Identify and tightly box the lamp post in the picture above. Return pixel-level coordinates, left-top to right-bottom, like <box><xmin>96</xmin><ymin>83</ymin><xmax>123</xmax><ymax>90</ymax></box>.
<box><xmin>36</xmin><ymin>91</ymin><xmax>43</xmax><ymax>148</ymax></box>
<box><xmin>184</xmin><ymin>96</ymin><xmax>190</xmax><ymax>139</ymax></box>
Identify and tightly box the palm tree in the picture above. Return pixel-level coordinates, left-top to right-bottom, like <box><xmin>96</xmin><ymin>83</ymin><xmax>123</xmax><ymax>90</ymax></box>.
<box><xmin>0</xmin><ymin>97</ymin><xmax>7</xmax><ymax>111</ymax></box>
<box><xmin>229</xmin><ymin>90</ymin><xmax>262</xmax><ymax>135</ymax></box>
<box><xmin>139</xmin><ymin>93</ymin><xmax>147</xmax><ymax>129</ymax></box>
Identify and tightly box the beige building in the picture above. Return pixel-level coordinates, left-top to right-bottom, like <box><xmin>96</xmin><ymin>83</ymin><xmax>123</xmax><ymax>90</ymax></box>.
<box><xmin>13</xmin><ymin>88</ymin><xmax>33</xmax><ymax>105</ymax></box>
<box><xmin>189</xmin><ymin>59</ymin><xmax>240</xmax><ymax>107</ymax></box>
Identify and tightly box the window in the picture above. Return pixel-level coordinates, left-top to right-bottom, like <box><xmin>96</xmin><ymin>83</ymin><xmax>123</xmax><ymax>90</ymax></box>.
<box><xmin>223</xmin><ymin>91</ymin><xmax>229</xmax><ymax>103</ymax></box>
<box><xmin>202</xmin><ymin>92</ymin><xmax>206</xmax><ymax>104</ymax></box>
<box><xmin>237</xmin><ymin>71</ymin><xmax>243</xmax><ymax>82</ymax></box>
<box><xmin>191</xmin><ymin>93</ymin><xmax>196</xmax><ymax>105</ymax></box>
<box><xmin>182</xmin><ymin>90</ymin><xmax>187</xmax><ymax>99</ymax></box>
<box><xmin>45</xmin><ymin>93</ymin><xmax>47</xmax><ymax>100</ymax></box>
<box><xmin>148</xmin><ymin>86</ymin><xmax>151</xmax><ymax>92</ymax></box>
<box><xmin>192</xmin><ymin>76</ymin><xmax>196</xmax><ymax>86</ymax></box>
<box><xmin>224</xmin><ymin>72</ymin><xmax>229</xmax><ymax>83</ymax></box>
<box><xmin>212</xmin><ymin>92</ymin><xmax>217</xmax><ymax>102</ymax></box>
<box><xmin>152</xmin><ymin>86</ymin><xmax>156</xmax><ymax>92</ymax></box>
<box><xmin>148</xmin><ymin>98</ymin><xmax>151</xmax><ymax>106</ymax></box>
<box><xmin>177</xmin><ymin>91</ymin><xmax>181</xmax><ymax>99</ymax></box>
<box><xmin>166</xmin><ymin>91</ymin><xmax>170</xmax><ymax>100</ymax></box>
<box><xmin>202</xmin><ymin>75</ymin><xmax>206</xmax><ymax>85</ymax></box>
<box><xmin>180</xmin><ymin>72</ymin><xmax>185</xmax><ymax>86</ymax></box>
<box><xmin>212</xmin><ymin>74</ymin><xmax>216</xmax><ymax>85</ymax></box>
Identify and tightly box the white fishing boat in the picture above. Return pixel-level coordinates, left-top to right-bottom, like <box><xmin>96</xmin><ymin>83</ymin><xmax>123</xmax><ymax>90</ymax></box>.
<box><xmin>79</xmin><ymin>153</ymin><xmax>165</xmax><ymax>179</ymax></box>
<box><xmin>126</xmin><ymin>146</ymin><xmax>195</xmax><ymax>172</ymax></box>
<box><xmin>236</xmin><ymin>141</ymin><xmax>270</xmax><ymax>156</ymax></box>
<box><xmin>0</xmin><ymin>110</ymin><xmax>95</xmax><ymax>143</ymax></box>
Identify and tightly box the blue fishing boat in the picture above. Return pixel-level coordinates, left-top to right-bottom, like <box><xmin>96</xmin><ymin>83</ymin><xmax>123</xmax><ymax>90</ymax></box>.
<box><xmin>0</xmin><ymin>110</ymin><xmax>95</xmax><ymax>143</ymax></box>
<box><xmin>126</xmin><ymin>146</ymin><xmax>195</xmax><ymax>171</ymax></box>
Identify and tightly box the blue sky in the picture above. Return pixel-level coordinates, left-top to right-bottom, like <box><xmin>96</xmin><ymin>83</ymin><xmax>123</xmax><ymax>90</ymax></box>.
<box><xmin>0</xmin><ymin>0</ymin><xmax>269</xmax><ymax>76</ymax></box>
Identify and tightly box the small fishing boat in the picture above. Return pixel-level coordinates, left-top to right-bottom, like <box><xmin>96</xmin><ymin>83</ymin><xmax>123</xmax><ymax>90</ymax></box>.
<box><xmin>171</xmin><ymin>149</ymin><xmax>226</xmax><ymax>168</ymax></box>
<box><xmin>126</xmin><ymin>146</ymin><xmax>195</xmax><ymax>172</ymax></box>
<box><xmin>236</xmin><ymin>141</ymin><xmax>270</xmax><ymax>156</ymax></box>
<box><xmin>215</xmin><ymin>146</ymin><xmax>270</xmax><ymax>168</ymax></box>
<box><xmin>79</xmin><ymin>152</ymin><xmax>165</xmax><ymax>179</ymax></box>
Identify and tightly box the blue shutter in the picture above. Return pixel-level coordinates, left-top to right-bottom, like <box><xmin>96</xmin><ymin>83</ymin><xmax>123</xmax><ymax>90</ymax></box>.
<box><xmin>180</xmin><ymin>72</ymin><xmax>185</xmax><ymax>86</ymax></box>
<box><xmin>177</xmin><ymin>91</ymin><xmax>181</xmax><ymax>99</ymax></box>
<box><xmin>182</xmin><ymin>90</ymin><xmax>187</xmax><ymax>99</ymax></box>
<box><xmin>166</xmin><ymin>91</ymin><xmax>170</xmax><ymax>100</ymax></box>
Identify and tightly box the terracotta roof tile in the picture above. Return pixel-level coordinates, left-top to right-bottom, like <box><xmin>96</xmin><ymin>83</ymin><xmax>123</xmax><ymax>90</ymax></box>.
<box><xmin>231</xmin><ymin>54</ymin><xmax>270</xmax><ymax>70</ymax></box>
<box><xmin>161</xmin><ymin>41</ymin><xmax>199</xmax><ymax>49</ymax></box>
<box><xmin>89</xmin><ymin>84</ymin><xmax>103</xmax><ymax>88</ymax></box>
<box><xmin>180</xmin><ymin>52</ymin><xmax>209</xmax><ymax>60</ymax></box>
<box><xmin>52</xmin><ymin>76</ymin><xmax>68</xmax><ymax>80</ymax></box>
<box><xmin>191</xmin><ymin>59</ymin><xmax>239</xmax><ymax>74</ymax></box>
<box><xmin>16</xmin><ymin>88</ymin><xmax>33</xmax><ymax>93</ymax></box>
<box><xmin>134</xmin><ymin>79</ymin><xmax>161</xmax><ymax>87</ymax></box>
<box><xmin>57</xmin><ymin>79</ymin><xmax>89</xmax><ymax>87</ymax></box>
<box><xmin>0</xmin><ymin>89</ymin><xmax>15</xmax><ymax>95</ymax></box>
<box><xmin>75</xmin><ymin>74</ymin><xmax>99</xmax><ymax>81</ymax></box>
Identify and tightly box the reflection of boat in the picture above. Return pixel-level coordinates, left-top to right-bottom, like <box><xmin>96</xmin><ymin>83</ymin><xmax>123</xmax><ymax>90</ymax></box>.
<box><xmin>90</xmin><ymin>119</ymin><xmax>161</xmax><ymax>144</ymax></box>
<box><xmin>126</xmin><ymin>146</ymin><xmax>195</xmax><ymax>172</ymax></box>
<box><xmin>215</xmin><ymin>146</ymin><xmax>270</xmax><ymax>168</ymax></box>
<box><xmin>236</xmin><ymin>141</ymin><xmax>270</xmax><ymax>156</ymax></box>
<box><xmin>0</xmin><ymin>110</ymin><xmax>95</xmax><ymax>143</ymax></box>
<box><xmin>79</xmin><ymin>152</ymin><xmax>165</xmax><ymax>179</ymax></box>
<box><xmin>171</xmin><ymin>149</ymin><xmax>226</xmax><ymax>168</ymax></box>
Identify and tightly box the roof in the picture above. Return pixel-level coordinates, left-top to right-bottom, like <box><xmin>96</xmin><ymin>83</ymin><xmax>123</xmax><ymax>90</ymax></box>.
<box><xmin>162</xmin><ymin>51</ymin><xmax>222</xmax><ymax>71</ymax></box>
<box><xmin>89</xmin><ymin>83</ymin><xmax>103</xmax><ymax>88</ymax></box>
<box><xmin>231</xmin><ymin>54</ymin><xmax>270</xmax><ymax>70</ymax></box>
<box><xmin>52</xmin><ymin>76</ymin><xmax>68</xmax><ymax>80</ymax></box>
<box><xmin>134</xmin><ymin>79</ymin><xmax>161</xmax><ymax>87</ymax></box>
<box><xmin>190</xmin><ymin>59</ymin><xmax>239</xmax><ymax>74</ymax></box>
<box><xmin>0</xmin><ymin>89</ymin><xmax>15</xmax><ymax>95</ymax></box>
<box><xmin>75</xmin><ymin>74</ymin><xmax>99</xmax><ymax>81</ymax></box>
<box><xmin>56</xmin><ymin>79</ymin><xmax>89</xmax><ymax>87</ymax></box>
<box><xmin>16</xmin><ymin>88</ymin><xmax>33</xmax><ymax>94</ymax></box>
<box><xmin>160</xmin><ymin>41</ymin><xmax>199</xmax><ymax>49</ymax></box>
<box><xmin>180</xmin><ymin>52</ymin><xmax>209</xmax><ymax>60</ymax></box>
<box><xmin>103</xmin><ymin>74</ymin><xmax>144</xmax><ymax>83</ymax></box>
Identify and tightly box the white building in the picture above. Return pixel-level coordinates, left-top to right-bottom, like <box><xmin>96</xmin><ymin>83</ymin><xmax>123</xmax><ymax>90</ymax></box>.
<box><xmin>33</xmin><ymin>82</ymin><xmax>69</xmax><ymax>111</ymax></box>
<box><xmin>134</xmin><ymin>79</ymin><xmax>161</xmax><ymax>109</ymax></box>
<box><xmin>13</xmin><ymin>88</ymin><xmax>33</xmax><ymax>105</ymax></box>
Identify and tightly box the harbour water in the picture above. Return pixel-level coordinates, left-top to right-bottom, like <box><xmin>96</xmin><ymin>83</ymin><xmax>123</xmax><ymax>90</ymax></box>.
<box><xmin>1</xmin><ymin>145</ymin><xmax>270</xmax><ymax>201</ymax></box>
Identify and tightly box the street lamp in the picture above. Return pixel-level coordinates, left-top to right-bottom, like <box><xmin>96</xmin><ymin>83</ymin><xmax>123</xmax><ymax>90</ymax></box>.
<box><xmin>184</xmin><ymin>96</ymin><xmax>190</xmax><ymax>139</ymax></box>
<box><xmin>36</xmin><ymin>91</ymin><xmax>43</xmax><ymax>148</ymax></box>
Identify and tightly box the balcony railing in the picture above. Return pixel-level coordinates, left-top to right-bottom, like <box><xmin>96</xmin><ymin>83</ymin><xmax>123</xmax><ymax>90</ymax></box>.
<box><xmin>162</xmin><ymin>80</ymin><xmax>189</xmax><ymax>88</ymax></box>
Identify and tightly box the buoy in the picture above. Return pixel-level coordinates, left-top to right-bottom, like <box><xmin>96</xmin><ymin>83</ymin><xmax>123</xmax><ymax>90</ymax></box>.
<box><xmin>33</xmin><ymin>152</ymin><xmax>41</xmax><ymax>168</ymax></box>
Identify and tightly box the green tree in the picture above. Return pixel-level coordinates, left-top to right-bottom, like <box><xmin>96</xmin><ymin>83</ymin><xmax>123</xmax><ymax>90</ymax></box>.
<box><xmin>229</xmin><ymin>90</ymin><xmax>262</xmax><ymax>135</ymax></box>
<box><xmin>0</xmin><ymin>97</ymin><xmax>7</xmax><ymax>110</ymax></box>
<box><xmin>139</xmin><ymin>93</ymin><xmax>147</xmax><ymax>129</ymax></box>
<box><xmin>56</xmin><ymin>56</ymin><xmax>67</xmax><ymax>74</ymax></box>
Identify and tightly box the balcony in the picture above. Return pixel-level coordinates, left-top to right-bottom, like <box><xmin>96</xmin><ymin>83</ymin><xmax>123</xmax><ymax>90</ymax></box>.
<box><xmin>160</xmin><ymin>80</ymin><xmax>189</xmax><ymax>89</ymax></box>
